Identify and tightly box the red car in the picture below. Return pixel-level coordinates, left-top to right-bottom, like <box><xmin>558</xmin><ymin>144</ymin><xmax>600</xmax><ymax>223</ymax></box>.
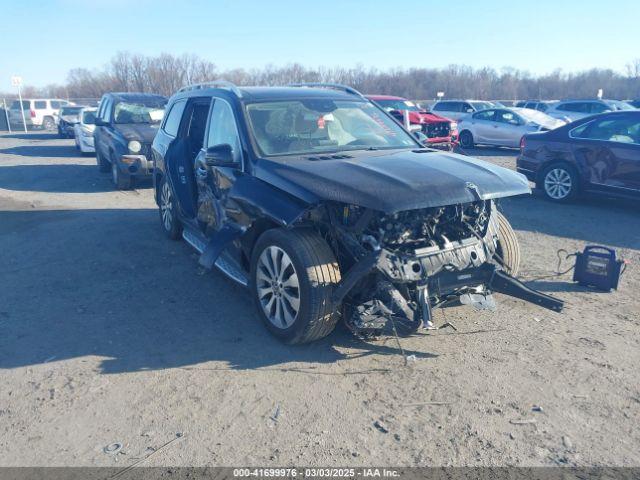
<box><xmin>366</xmin><ymin>95</ymin><xmax>458</xmax><ymax>150</ymax></box>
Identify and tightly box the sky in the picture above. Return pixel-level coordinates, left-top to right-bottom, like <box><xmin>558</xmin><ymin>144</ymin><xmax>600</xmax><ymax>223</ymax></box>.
<box><xmin>1</xmin><ymin>0</ymin><xmax>639</xmax><ymax>89</ymax></box>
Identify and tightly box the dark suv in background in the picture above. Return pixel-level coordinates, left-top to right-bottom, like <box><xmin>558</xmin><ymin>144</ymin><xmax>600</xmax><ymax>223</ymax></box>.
<box><xmin>94</xmin><ymin>92</ymin><xmax>167</xmax><ymax>189</ymax></box>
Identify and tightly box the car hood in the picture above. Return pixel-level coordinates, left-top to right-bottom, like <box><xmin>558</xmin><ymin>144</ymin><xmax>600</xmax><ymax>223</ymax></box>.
<box><xmin>409</xmin><ymin>111</ymin><xmax>453</xmax><ymax>124</ymax></box>
<box><xmin>253</xmin><ymin>149</ymin><xmax>531</xmax><ymax>213</ymax></box>
<box><xmin>113</xmin><ymin>124</ymin><xmax>160</xmax><ymax>143</ymax></box>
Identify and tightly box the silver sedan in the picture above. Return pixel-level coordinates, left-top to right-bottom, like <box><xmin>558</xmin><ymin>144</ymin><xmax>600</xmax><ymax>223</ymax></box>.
<box><xmin>457</xmin><ymin>108</ymin><xmax>566</xmax><ymax>148</ymax></box>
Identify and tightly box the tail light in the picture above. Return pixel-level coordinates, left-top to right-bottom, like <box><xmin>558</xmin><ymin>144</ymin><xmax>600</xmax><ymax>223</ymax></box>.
<box><xmin>520</xmin><ymin>136</ymin><xmax>526</xmax><ymax>151</ymax></box>
<box><xmin>30</xmin><ymin>109</ymin><xmax>35</xmax><ymax>118</ymax></box>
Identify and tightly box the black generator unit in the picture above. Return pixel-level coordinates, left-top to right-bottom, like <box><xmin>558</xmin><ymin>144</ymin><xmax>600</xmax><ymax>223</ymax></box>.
<box><xmin>573</xmin><ymin>246</ymin><xmax>625</xmax><ymax>291</ymax></box>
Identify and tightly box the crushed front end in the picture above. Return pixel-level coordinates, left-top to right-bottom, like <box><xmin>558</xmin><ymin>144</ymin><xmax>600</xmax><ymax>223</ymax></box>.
<box><xmin>321</xmin><ymin>200</ymin><xmax>563</xmax><ymax>337</ymax></box>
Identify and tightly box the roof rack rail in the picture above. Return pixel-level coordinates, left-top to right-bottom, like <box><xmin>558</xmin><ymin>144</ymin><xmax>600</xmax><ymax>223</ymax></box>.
<box><xmin>288</xmin><ymin>83</ymin><xmax>365</xmax><ymax>98</ymax></box>
<box><xmin>178</xmin><ymin>80</ymin><xmax>242</xmax><ymax>97</ymax></box>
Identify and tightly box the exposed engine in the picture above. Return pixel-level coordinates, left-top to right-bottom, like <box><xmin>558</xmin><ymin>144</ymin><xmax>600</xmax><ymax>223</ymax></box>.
<box><xmin>366</xmin><ymin>200</ymin><xmax>492</xmax><ymax>251</ymax></box>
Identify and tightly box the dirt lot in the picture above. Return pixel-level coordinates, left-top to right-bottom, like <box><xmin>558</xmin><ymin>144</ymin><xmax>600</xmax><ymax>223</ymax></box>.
<box><xmin>0</xmin><ymin>132</ymin><xmax>639</xmax><ymax>467</ymax></box>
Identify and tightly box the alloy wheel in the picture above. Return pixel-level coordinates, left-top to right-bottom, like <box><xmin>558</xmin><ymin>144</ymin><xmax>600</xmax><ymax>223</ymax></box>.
<box><xmin>256</xmin><ymin>246</ymin><xmax>300</xmax><ymax>329</ymax></box>
<box><xmin>160</xmin><ymin>181</ymin><xmax>173</xmax><ymax>231</ymax></box>
<box><xmin>544</xmin><ymin>168</ymin><xmax>572</xmax><ymax>200</ymax></box>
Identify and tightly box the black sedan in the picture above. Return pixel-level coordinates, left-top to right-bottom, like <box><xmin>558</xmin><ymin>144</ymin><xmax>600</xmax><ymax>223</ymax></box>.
<box><xmin>517</xmin><ymin>111</ymin><xmax>640</xmax><ymax>202</ymax></box>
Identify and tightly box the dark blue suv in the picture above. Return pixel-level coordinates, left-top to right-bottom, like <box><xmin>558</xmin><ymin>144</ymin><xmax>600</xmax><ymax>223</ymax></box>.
<box><xmin>151</xmin><ymin>82</ymin><xmax>561</xmax><ymax>344</ymax></box>
<box><xmin>94</xmin><ymin>92</ymin><xmax>167</xmax><ymax>189</ymax></box>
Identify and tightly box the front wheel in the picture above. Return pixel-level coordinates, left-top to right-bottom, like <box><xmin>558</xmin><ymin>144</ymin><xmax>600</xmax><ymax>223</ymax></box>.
<box><xmin>495</xmin><ymin>212</ymin><xmax>520</xmax><ymax>277</ymax></box>
<box><xmin>112</xmin><ymin>161</ymin><xmax>133</xmax><ymax>190</ymax></box>
<box><xmin>250</xmin><ymin>228</ymin><xmax>342</xmax><ymax>344</ymax></box>
<box><xmin>459</xmin><ymin>130</ymin><xmax>474</xmax><ymax>149</ymax></box>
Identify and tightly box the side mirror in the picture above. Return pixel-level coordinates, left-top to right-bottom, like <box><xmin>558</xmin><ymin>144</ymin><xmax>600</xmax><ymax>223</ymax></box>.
<box><xmin>413</xmin><ymin>131</ymin><xmax>428</xmax><ymax>144</ymax></box>
<box><xmin>466</xmin><ymin>108</ymin><xmax>474</xmax><ymax>113</ymax></box>
<box><xmin>205</xmin><ymin>144</ymin><xmax>235</xmax><ymax>166</ymax></box>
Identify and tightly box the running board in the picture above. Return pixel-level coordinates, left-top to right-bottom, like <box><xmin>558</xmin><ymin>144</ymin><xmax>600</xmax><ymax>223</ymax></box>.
<box><xmin>182</xmin><ymin>227</ymin><xmax>248</xmax><ymax>287</ymax></box>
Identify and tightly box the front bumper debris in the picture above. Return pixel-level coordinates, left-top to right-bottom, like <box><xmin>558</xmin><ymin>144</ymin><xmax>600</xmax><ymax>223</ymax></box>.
<box><xmin>119</xmin><ymin>155</ymin><xmax>153</xmax><ymax>176</ymax></box>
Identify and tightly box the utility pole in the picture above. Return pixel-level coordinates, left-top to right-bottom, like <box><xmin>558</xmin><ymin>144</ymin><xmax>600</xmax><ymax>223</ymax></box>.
<box><xmin>11</xmin><ymin>76</ymin><xmax>27</xmax><ymax>133</ymax></box>
<box><xmin>2</xmin><ymin>98</ymin><xmax>11</xmax><ymax>133</ymax></box>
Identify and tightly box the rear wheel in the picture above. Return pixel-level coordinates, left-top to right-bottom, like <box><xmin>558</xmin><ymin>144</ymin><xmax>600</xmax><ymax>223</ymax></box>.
<box><xmin>539</xmin><ymin>163</ymin><xmax>578</xmax><ymax>202</ymax></box>
<box><xmin>495</xmin><ymin>212</ymin><xmax>520</xmax><ymax>277</ymax></box>
<box><xmin>459</xmin><ymin>130</ymin><xmax>474</xmax><ymax>149</ymax></box>
<box><xmin>42</xmin><ymin>117</ymin><xmax>55</xmax><ymax>131</ymax></box>
<box><xmin>250</xmin><ymin>228</ymin><xmax>341</xmax><ymax>344</ymax></box>
<box><xmin>158</xmin><ymin>177</ymin><xmax>182</xmax><ymax>239</ymax></box>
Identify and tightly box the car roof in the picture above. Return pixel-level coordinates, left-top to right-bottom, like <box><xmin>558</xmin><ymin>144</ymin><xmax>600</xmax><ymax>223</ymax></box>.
<box><xmin>365</xmin><ymin>95</ymin><xmax>405</xmax><ymax>101</ymax></box>
<box><xmin>107</xmin><ymin>92</ymin><xmax>167</xmax><ymax>102</ymax></box>
<box><xmin>172</xmin><ymin>86</ymin><xmax>365</xmax><ymax>103</ymax></box>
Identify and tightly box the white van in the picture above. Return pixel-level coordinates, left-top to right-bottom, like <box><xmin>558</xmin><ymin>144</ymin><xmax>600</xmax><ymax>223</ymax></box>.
<box><xmin>8</xmin><ymin>99</ymin><xmax>72</xmax><ymax>129</ymax></box>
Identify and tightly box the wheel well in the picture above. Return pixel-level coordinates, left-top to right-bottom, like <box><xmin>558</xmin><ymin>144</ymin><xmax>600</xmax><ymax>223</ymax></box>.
<box><xmin>240</xmin><ymin>218</ymin><xmax>281</xmax><ymax>271</ymax></box>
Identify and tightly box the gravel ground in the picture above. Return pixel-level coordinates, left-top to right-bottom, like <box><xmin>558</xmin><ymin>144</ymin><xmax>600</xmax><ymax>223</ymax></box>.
<box><xmin>0</xmin><ymin>132</ymin><xmax>638</xmax><ymax>467</ymax></box>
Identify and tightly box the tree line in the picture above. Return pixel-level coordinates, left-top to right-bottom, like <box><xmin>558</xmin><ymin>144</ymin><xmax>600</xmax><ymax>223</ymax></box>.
<box><xmin>5</xmin><ymin>52</ymin><xmax>640</xmax><ymax>102</ymax></box>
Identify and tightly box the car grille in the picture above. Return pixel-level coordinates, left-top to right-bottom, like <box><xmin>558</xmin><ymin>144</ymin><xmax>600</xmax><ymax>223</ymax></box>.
<box><xmin>422</xmin><ymin>122</ymin><xmax>451</xmax><ymax>139</ymax></box>
<box><xmin>141</xmin><ymin>143</ymin><xmax>153</xmax><ymax>159</ymax></box>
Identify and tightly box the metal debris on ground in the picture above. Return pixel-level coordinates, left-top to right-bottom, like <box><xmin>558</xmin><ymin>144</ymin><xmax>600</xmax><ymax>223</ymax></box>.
<box><xmin>402</xmin><ymin>401</ymin><xmax>451</xmax><ymax>407</ymax></box>
<box><xmin>374</xmin><ymin>420</ymin><xmax>389</xmax><ymax>433</ymax></box>
<box><xmin>509</xmin><ymin>418</ymin><xmax>537</xmax><ymax>425</ymax></box>
<box><xmin>270</xmin><ymin>405</ymin><xmax>281</xmax><ymax>422</ymax></box>
<box><xmin>405</xmin><ymin>354</ymin><xmax>417</xmax><ymax>363</ymax></box>
<box><xmin>103</xmin><ymin>443</ymin><xmax>123</xmax><ymax>455</ymax></box>
<box><xmin>532</xmin><ymin>405</ymin><xmax>544</xmax><ymax>412</ymax></box>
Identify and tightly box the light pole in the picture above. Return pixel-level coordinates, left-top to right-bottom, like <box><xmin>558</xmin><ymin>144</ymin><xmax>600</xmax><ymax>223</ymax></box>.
<box><xmin>11</xmin><ymin>76</ymin><xmax>27</xmax><ymax>133</ymax></box>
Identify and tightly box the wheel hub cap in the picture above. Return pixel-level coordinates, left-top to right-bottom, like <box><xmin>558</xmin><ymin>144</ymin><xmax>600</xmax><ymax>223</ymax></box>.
<box><xmin>544</xmin><ymin>168</ymin><xmax>572</xmax><ymax>199</ymax></box>
<box><xmin>256</xmin><ymin>246</ymin><xmax>300</xmax><ymax>329</ymax></box>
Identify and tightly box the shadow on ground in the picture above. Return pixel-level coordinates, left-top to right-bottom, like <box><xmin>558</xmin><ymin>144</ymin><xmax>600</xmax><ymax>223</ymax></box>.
<box><xmin>0</xmin><ymin>208</ymin><xmax>438</xmax><ymax>374</ymax></box>
<box><xmin>501</xmin><ymin>191</ymin><xmax>639</xmax><ymax>250</ymax></box>
<box><xmin>0</xmin><ymin>164</ymin><xmax>152</xmax><ymax>193</ymax></box>
<box><xmin>1</xmin><ymin>132</ymin><xmax>61</xmax><ymax>141</ymax></box>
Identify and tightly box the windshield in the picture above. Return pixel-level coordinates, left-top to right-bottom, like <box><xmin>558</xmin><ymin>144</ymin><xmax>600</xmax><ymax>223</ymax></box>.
<box><xmin>470</xmin><ymin>101</ymin><xmax>495</xmax><ymax>111</ymax></box>
<box><xmin>61</xmin><ymin>107</ymin><xmax>83</xmax><ymax>115</ymax></box>
<box><xmin>246</xmin><ymin>99</ymin><xmax>419</xmax><ymax>156</ymax></box>
<box><xmin>82</xmin><ymin>110</ymin><xmax>96</xmax><ymax>124</ymax></box>
<box><xmin>113</xmin><ymin>101</ymin><xmax>166</xmax><ymax>124</ymax></box>
<box><xmin>517</xmin><ymin>108</ymin><xmax>553</xmax><ymax>124</ymax></box>
<box><xmin>374</xmin><ymin>99</ymin><xmax>421</xmax><ymax>112</ymax></box>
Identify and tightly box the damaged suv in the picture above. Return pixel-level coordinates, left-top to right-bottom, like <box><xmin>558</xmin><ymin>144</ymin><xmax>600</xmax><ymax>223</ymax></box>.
<box><xmin>152</xmin><ymin>82</ymin><xmax>563</xmax><ymax>344</ymax></box>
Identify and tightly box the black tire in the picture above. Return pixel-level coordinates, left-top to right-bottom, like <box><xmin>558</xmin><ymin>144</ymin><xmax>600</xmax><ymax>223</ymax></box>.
<box><xmin>538</xmin><ymin>162</ymin><xmax>579</xmax><ymax>203</ymax></box>
<box><xmin>42</xmin><ymin>117</ymin><xmax>55</xmax><ymax>131</ymax></box>
<box><xmin>459</xmin><ymin>130</ymin><xmax>474</xmax><ymax>149</ymax></box>
<box><xmin>96</xmin><ymin>149</ymin><xmax>110</xmax><ymax>172</ymax></box>
<box><xmin>111</xmin><ymin>161</ymin><xmax>133</xmax><ymax>190</ymax></box>
<box><xmin>495</xmin><ymin>212</ymin><xmax>520</xmax><ymax>277</ymax></box>
<box><xmin>250</xmin><ymin>228</ymin><xmax>342</xmax><ymax>344</ymax></box>
<box><xmin>158</xmin><ymin>176</ymin><xmax>182</xmax><ymax>240</ymax></box>
<box><xmin>58</xmin><ymin>127</ymin><xmax>65</xmax><ymax>139</ymax></box>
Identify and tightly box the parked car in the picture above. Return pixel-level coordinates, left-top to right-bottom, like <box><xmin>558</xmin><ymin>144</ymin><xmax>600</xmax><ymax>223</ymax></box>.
<box><xmin>73</xmin><ymin>107</ymin><xmax>97</xmax><ymax>154</ymax></box>
<box><xmin>545</xmin><ymin>99</ymin><xmax>635</xmax><ymax>122</ymax></box>
<box><xmin>458</xmin><ymin>108</ymin><xmax>566</xmax><ymax>149</ymax></box>
<box><xmin>627</xmin><ymin>99</ymin><xmax>640</xmax><ymax>109</ymax></box>
<box><xmin>518</xmin><ymin>111</ymin><xmax>640</xmax><ymax>202</ymax></box>
<box><xmin>58</xmin><ymin>105</ymin><xmax>85</xmax><ymax>138</ymax></box>
<box><xmin>8</xmin><ymin>98</ymin><xmax>71</xmax><ymax>130</ymax></box>
<box><xmin>366</xmin><ymin>95</ymin><xmax>458</xmax><ymax>150</ymax></box>
<box><xmin>514</xmin><ymin>100</ymin><xmax>554</xmax><ymax>113</ymax></box>
<box><xmin>151</xmin><ymin>81</ymin><xmax>562</xmax><ymax>345</ymax></box>
<box><xmin>430</xmin><ymin>100</ymin><xmax>497</xmax><ymax>121</ymax></box>
<box><xmin>93</xmin><ymin>92</ymin><xmax>167</xmax><ymax>189</ymax></box>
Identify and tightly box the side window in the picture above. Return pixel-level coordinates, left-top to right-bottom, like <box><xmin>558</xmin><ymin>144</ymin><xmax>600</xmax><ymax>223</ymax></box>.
<box><xmin>97</xmin><ymin>96</ymin><xmax>107</xmax><ymax>119</ymax></box>
<box><xmin>558</xmin><ymin>103</ymin><xmax>582</xmax><ymax>113</ymax></box>
<box><xmin>461</xmin><ymin>102</ymin><xmax>473</xmax><ymax>113</ymax></box>
<box><xmin>432</xmin><ymin>102</ymin><xmax>448</xmax><ymax>112</ymax></box>
<box><xmin>206</xmin><ymin>99</ymin><xmax>242</xmax><ymax>164</ymax></box>
<box><xmin>590</xmin><ymin>103</ymin><xmax>609</xmax><ymax>114</ymax></box>
<box><xmin>162</xmin><ymin>100</ymin><xmax>187</xmax><ymax>137</ymax></box>
<box><xmin>50</xmin><ymin>101</ymin><xmax>61</xmax><ymax>109</ymax></box>
<box><xmin>103</xmin><ymin>99</ymin><xmax>113</xmax><ymax>123</ymax></box>
<box><xmin>572</xmin><ymin>117</ymin><xmax>640</xmax><ymax>144</ymax></box>
<box><xmin>496</xmin><ymin>110</ymin><xmax>521</xmax><ymax>125</ymax></box>
<box><xmin>473</xmin><ymin>110</ymin><xmax>495</xmax><ymax>121</ymax></box>
<box><xmin>34</xmin><ymin>101</ymin><xmax>46</xmax><ymax>109</ymax></box>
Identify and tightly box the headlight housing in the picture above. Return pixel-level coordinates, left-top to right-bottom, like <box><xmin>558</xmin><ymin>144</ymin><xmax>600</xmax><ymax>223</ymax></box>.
<box><xmin>450</xmin><ymin>121</ymin><xmax>458</xmax><ymax>131</ymax></box>
<box><xmin>128</xmin><ymin>140</ymin><xmax>142</xmax><ymax>153</ymax></box>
